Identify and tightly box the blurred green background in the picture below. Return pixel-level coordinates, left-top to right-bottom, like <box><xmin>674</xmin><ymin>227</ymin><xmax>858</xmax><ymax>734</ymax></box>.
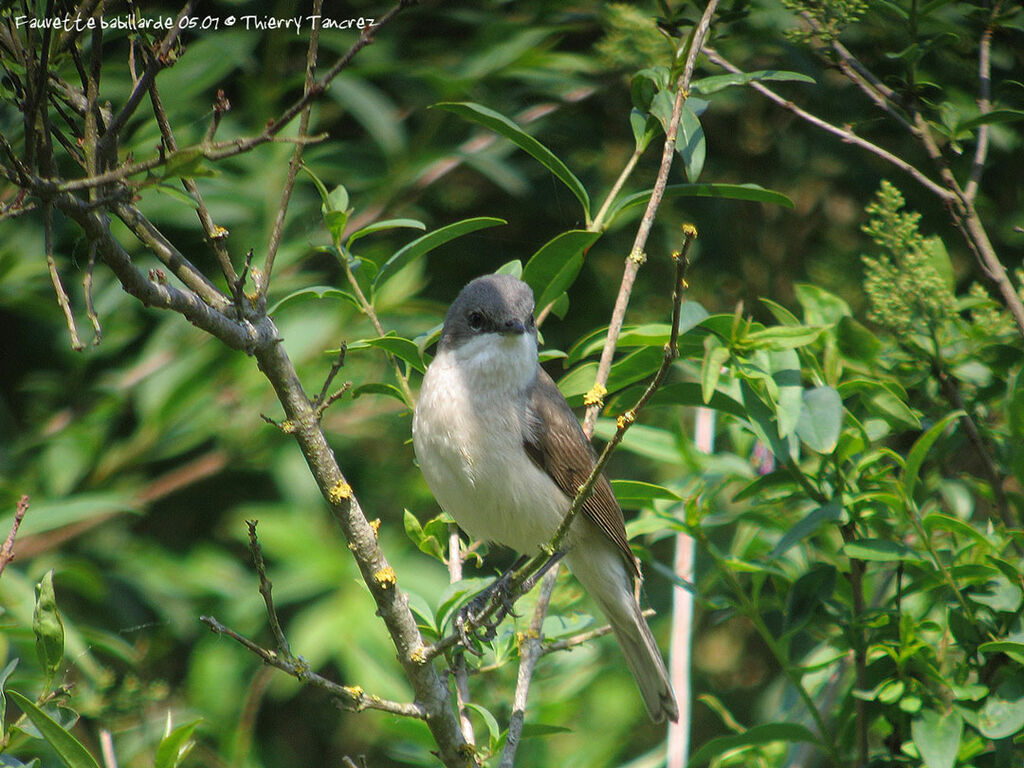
<box><xmin>1</xmin><ymin>0</ymin><xmax>1022</xmax><ymax>766</ymax></box>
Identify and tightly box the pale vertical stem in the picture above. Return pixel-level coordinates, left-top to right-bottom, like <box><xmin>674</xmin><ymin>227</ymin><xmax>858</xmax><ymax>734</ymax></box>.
<box><xmin>448</xmin><ymin>526</ymin><xmax>476</xmax><ymax>746</ymax></box>
<box><xmin>666</xmin><ymin>407</ymin><xmax>711</xmax><ymax>768</ymax></box>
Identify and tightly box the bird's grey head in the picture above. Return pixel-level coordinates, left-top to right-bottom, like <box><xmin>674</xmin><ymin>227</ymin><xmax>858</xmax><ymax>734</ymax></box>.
<box><xmin>440</xmin><ymin>274</ymin><xmax>537</xmax><ymax>351</ymax></box>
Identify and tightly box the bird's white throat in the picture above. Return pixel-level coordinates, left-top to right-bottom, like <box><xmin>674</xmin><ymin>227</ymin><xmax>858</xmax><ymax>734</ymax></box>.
<box><xmin>441</xmin><ymin>331</ymin><xmax>538</xmax><ymax>397</ymax></box>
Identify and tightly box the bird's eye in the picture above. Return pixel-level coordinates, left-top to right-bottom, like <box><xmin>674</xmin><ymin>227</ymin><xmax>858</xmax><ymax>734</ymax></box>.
<box><xmin>527</xmin><ymin>314</ymin><xmax>535</xmax><ymax>328</ymax></box>
<box><xmin>467</xmin><ymin>311</ymin><xmax>485</xmax><ymax>331</ymax></box>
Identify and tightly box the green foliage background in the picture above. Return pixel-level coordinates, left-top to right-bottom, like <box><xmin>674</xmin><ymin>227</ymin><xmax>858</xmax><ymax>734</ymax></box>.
<box><xmin>1</xmin><ymin>1</ymin><xmax>1023</xmax><ymax>767</ymax></box>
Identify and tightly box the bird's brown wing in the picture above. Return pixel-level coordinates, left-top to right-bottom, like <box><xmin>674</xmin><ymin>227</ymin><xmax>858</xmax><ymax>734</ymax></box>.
<box><xmin>522</xmin><ymin>368</ymin><xmax>640</xmax><ymax>579</ymax></box>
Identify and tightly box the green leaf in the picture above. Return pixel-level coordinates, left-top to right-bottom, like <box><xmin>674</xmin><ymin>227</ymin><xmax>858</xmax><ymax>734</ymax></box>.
<box><xmin>610</xmin><ymin>480</ymin><xmax>682</xmax><ymax>507</ymax></box>
<box><xmin>373</xmin><ymin>217</ymin><xmax>506</xmax><ymax>289</ymax></box>
<box><xmin>836</xmin><ymin>316</ymin><xmax>882</xmax><ymax>363</ymax></box>
<box><xmin>645</xmin><ymin>382</ymin><xmax>746</xmax><ymax>419</ymax></box>
<box><xmin>770</xmin><ymin>500</ymin><xmax>843</xmax><ymax>559</ymax></box>
<box><xmin>978</xmin><ymin>641</ymin><xmax>1024</xmax><ymax>665</ymax></box>
<box><xmin>607</xmin><ymin>183</ymin><xmax>793</xmax><ymax>226</ymax></box>
<box><xmin>160</xmin><ymin>148</ymin><xmax>217</xmax><ymax>180</ymax></box>
<box><xmin>351</xmin><ymin>382</ymin><xmax>411</xmax><ymax>406</ymax></box>
<box><xmin>520</xmin><ymin>722</ymin><xmax>572</xmax><ymax>738</ymax></box>
<box><xmin>771</xmin><ymin>349</ymin><xmax>802</xmax><ymax>438</ymax></box>
<box><xmin>687</xmin><ymin>722</ymin><xmax>819</xmax><ymax>767</ymax></box>
<box><xmin>842</xmin><ymin>539</ymin><xmax>924</xmax><ymax>562</ymax></box>
<box><xmin>33</xmin><ymin>571</ymin><xmax>64</xmax><ymax>678</ymax></box>
<box><xmin>701</xmin><ymin>343</ymin><xmax>730</xmax><ymax>403</ymax></box>
<box><xmin>7</xmin><ymin>691</ymin><xmax>101</xmax><ymax>768</ymax></box>
<box><xmin>904</xmin><ymin>411</ymin><xmax>964</xmax><ymax>500</ymax></box>
<box><xmin>348</xmin><ymin>334</ymin><xmax>425</xmax><ymax>373</ymax></box>
<box><xmin>741</xmin><ymin>325</ymin><xmax>825</xmax><ymax>351</ymax></box>
<box><xmin>969</xmin><ymin>676</ymin><xmax>1024</xmax><ymax>739</ymax></box>
<box><xmin>794</xmin><ymin>283</ymin><xmax>850</xmax><ymax>325</ymax></box>
<box><xmin>346</xmin><ymin>218</ymin><xmax>425</xmax><ymax>250</ymax></box>
<box><xmin>154</xmin><ymin>718</ymin><xmax>202</xmax><ymax>768</ymax></box>
<box><xmin>956</xmin><ymin>108</ymin><xmax>1024</xmax><ymax>132</ymax></box>
<box><xmin>631</xmin><ymin>67</ymin><xmax>670</xmax><ymax>112</ymax></box>
<box><xmin>796</xmin><ymin>387</ymin><xmax>843</xmax><ymax>454</ymax></box>
<box><xmin>629</xmin><ymin>108</ymin><xmax>659</xmax><ymax>152</ymax></box>
<box><xmin>922</xmin><ymin>513</ymin><xmax>991</xmax><ymax>551</ymax></box>
<box><xmin>465</xmin><ymin>703</ymin><xmax>502</xmax><ymax>751</ymax></box>
<box><xmin>433</xmin><ymin>102</ymin><xmax>591</xmax><ymax>219</ymax></box>
<box><xmin>691</xmin><ymin>69</ymin><xmax>816</xmax><ymax>95</ymax></box>
<box><xmin>521</xmin><ymin>230</ymin><xmax>602</xmax><ymax>312</ymax></box>
<box><xmin>566</xmin><ymin>302</ymin><xmax>709</xmax><ymax>363</ymax></box>
<box><xmin>558</xmin><ymin>347</ymin><xmax>664</xmax><ymax>406</ymax></box>
<box><xmin>0</xmin><ymin>658</ymin><xmax>18</xmax><ymax>726</ymax></box>
<box><xmin>267</xmin><ymin>286</ymin><xmax>361</xmax><ymax>315</ymax></box>
<box><xmin>403</xmin><ymin>510</ymin><xmax>445</xmax><ymax>561</ymax></box>
<box><xmin>677</xmin><ymin>104</ymin><xmax>706</xmax><ymax>181</ymax></box>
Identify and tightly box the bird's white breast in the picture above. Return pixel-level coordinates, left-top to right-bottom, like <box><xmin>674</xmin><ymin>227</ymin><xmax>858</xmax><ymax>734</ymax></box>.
<box><xmin>412</xmin><ymin>333</ymin><xmax>570</xmax><ymax>554</ymax></box>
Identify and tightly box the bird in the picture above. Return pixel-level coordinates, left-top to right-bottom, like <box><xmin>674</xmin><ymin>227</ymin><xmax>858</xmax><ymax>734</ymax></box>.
<box><xmin>412</xmin><ymin>273</ymin><xmax>678</xmax><ymax>723</ymax></box>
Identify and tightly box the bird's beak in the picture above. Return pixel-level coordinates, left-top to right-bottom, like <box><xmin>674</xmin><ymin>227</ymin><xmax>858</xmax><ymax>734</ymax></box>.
<box><xmin>499</xmin><ymin>319</ymin><xmax>527</xmax><ymax>335</ymax></box>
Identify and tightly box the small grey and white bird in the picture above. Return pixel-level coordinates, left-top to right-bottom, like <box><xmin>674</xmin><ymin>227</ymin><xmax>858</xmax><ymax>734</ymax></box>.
<box><xmin>412</xmin><ymin>273</ymin><xmax>678</xmax><ymax>723</ymax></box>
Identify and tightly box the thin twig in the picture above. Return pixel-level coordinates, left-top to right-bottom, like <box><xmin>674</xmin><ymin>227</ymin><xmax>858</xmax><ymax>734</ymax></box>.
<box><xmin>702</xmin><ymin>47</ymin><xmax>953</xmax><ymax>202</ymax></box>
<box><xmin>262</xmin><ymin>0</ymin><xmax>324</xmax><ymax>295</ymax></box>
<box><xmin>147</xmin><ymin>76</ymin><xmax>238</xmax><ymax>287</ymax></box>
<box><xmin>447</xmin><ymin>525</ymin><xmax>476</xmax><ymax>747</ymax></box>
<box><xmin>964</xmin><ymin>2</ymin><xmax>1000</xmax><ymax>204</ymax></box>
<box><xmin>499</xmin><ymin>568</ymin><xmax>558</xmax><ymax>768</ymax></box>
<box><xmin>0</xmin><ymin>495</ymin><xmax>30</xmax><ymax>578</ymax></box>
<box><xmin>582</xmin><ymin>0</ymin><xmax>720</xmax><ymax>436</ymax></box>
<box><xmin>199</xmin><ymin>615</ymin><xmax>426</xmax><ymax>718</ymax></box>
<box><xmin>95</xmin><ymin>2</ymin><xmax>192</xmax><ymax>158</ymax></box>
<box><xmin>54</xmin><ymin>0</ymin><xmax>412</xmax><ymax>195</ymax></box>
<box><xmin>99</xmin><ymin>729</ymin><xmax>118</xmax><ymax>768</ymax></box>
<box><xmin>246</xmin><ymin>520</ymin><xmax>291</xmax><ymax>657</ymax></box>
<box><xmin>542</xmin><ymin>606</ymin><xmax>656</xmax><ymax>654</ymax></box>
<box><xmin>44</xmin><ymin>203</ymin><xmax>85</xmax><ymax>351</ymax></box>
<box><xmin>83</xmin><ymin>242</ymin><xmax>102</xmax><ymax>345</ymax></box>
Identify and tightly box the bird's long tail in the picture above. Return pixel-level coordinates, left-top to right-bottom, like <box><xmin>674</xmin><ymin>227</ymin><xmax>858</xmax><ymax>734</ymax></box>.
<box><xmin>567</xmin><ymin>549</ymin><xmax>679</xmax><ymax>723</ymax></box>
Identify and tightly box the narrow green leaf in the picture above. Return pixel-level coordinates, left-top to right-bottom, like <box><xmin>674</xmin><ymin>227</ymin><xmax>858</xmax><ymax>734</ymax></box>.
<box><xmin>956</xmin><ymin>108</ymin><xmax>1024</xmax><ymax>133</ymax></box>
<box><xmin>348</xmin><ymin>334</ymin><xmax>425</xmax><ymax>373</ymax></box>
<box><xmin>842</xmin><ymin>539</ymin><xmax>924</xmax><ymax>562</ymax></box>
<box><xmin>33</xmin><ymin>571</ymin><xmax>64</xmax><ymax>678</ymax></box>
<box><xmin>770</xmin><ymin>500</ymin><xmax>843</xmax><ymax>559</ymax></box>
<box><xmin>607</xmin><ymin>183</ymin><xmax>793</xmax><ymax>226</ymax></box>
<box><xmin>904</xmin><ymin>411</ymin><xmax>964</xmax><ymax>500</ymax></box>
<box><xmin>741</xmin><ymin>325</ymin><xmax>825</xmax><ymax>351</ymax></box>
<box><xmin>701</xmin><ymin>343</ymin><xmax>730</xmax><ymax>403</ymax></box>
<box><xmin>771</xmin><ymin>349</ymin><xmax>802</xmax><ymax>438</ymax></box>
<box><xmin>433</xmin><ymin>102</ymin><xmax>591</xmax><ymax>219</ymax></box>
<box><xmin>521</xmin><ymin>230</ymin><xmax>601</xmax><ymax>312</ymax></box>
<box><xmin>7</xmin><ymin>691</ymin><xmax>101</xmax><ymax>768</ymax></box>
<box><xmin>465</xmin><ymin>703</ymin><xmax>502</xmax><ymax>751</ymax></box>
<box><xmin>629</xmin><ymin>108</ymin><xmax>658</xmax><ymax>152</ymax></box>
<box><xmin>794</xmin><ymin>283</ymin><xmax>850</xmax><ymax>325</ymax></box>
<box><xmin>796</xmin><ymin>387</ymin><xmax>843</xmax><ymax>454</ymax></box>
<box><xmin>646</xmin><ymin>382</ymin><xmax>746</xmax><ymax>419</ymax></box>
<box><xmin>160</xmin><ymin>148</ymin><xmax>217</xmax><ymax>180</ymax></box>
<box><xmin>912</xmin><ymin>709</ymin><xmax>963</xmax><ymax>768</ymax></box>
<box><xmin>268</xmin><ymin>286</ymin><xmax>361</xmax><ymax>315</ymax></box>
<box><xmin>154</xmin><ymin>718</ymin><xmax>202</xmax><ymax>768</ymax></box>
<box><xmin>677</xmin><ymin>105</ymin><xmax>706</xmax><ymax>182</ymax></box>
<box><xmin>0</xmin><ymin>658</ymin><xmax>18</xmax><ymax>726</ymax></box>
<box><xmin>687</xmin><ymin>722</ymin><xmax>820</xmax><ymax>767</ymax></box>
<box><xmin>352</xmin><ymin>382</ymin><xmax>411</xmax><ymax>406</ymax></box>
<box><xmin>836</xmin><ymin>316</ymin><xmax>882</xmax><ymax>363</ymax></box>
<box><xmin>691</xmin><ymin>69</ymin><xmax>816</xmax><ymax>95</ymax></box>
<box><xmin>346</xmin><ymin>218</ymin><xmax>425</xmax><ymax>250</ymax></box>
<box><xmin>373</xmin><ymin>217</ymin><xmax>506</xmax><ymax>288</ymax></box>
<box><xmin>610</xmin><ymin>480</ymin><xmax>682</xmax><ymax>506</ymax></box>
<box><xmin>922</xmin><ymin>513</ymin><xmax>991</xmax><ymax>551</ymax></box>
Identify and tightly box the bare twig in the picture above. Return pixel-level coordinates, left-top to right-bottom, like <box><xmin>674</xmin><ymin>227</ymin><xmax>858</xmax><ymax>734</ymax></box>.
<box><xmin>95</xmin><ymin>2</ymin><xmax>192</xmax><ymax>158</ymax></box>
<box><xmin>543</xmin><ymin>606</ymin><xmax>657</xmax><ymax>654</ymax></box>
<box><xmin>44</xmin><ymin>203</ymin><xmax>85</xmax><ymax>351</ymax></box>
<box><xmin>583</xmin><ymin>0</ymin><xmax>720</xmax><ymax>435</ymax></box>
<box><xmin>99</xmin><ymin>729</ymin><xmax>118</xmax><ymax>768</ymax></box>
<box><xmin>83</xmin><ymin>242</ymin><xmax>102</xmax><ymax>345</ymax></box>
<box><xmin>199</xmin><ymin>615</ymin><xmax>425</xmax><ymax>718</ymax></box>
<box><xmin>0</xmin><ymin>495</ymin><xmax>30</xmax><ymax>578</ymax></box>
<box><xmin>499</xmin><ymin>568</ymin><xmax>558</xmax><ymax>768</ymax></box>
<box><xmin>147</xmin><ymin>77</ymin><xmax>239</xmax><ymax>287</ymax></box>
<box><xmin>246</xmin><ymin>521</ymin><xmax>291</xmax><ymax>657</ymax></box>
<box><xmin>447</xmin><ymin>526</ymin><xmax>476</xmax><ymax>747</ymax></box>
<box><xmin>262</xmin><ymin>0</ymin><xmax>324</xmax><ymax>295</ymax></box>
<box><xmin>701</xmin><ymin>47</ymin><xmax>953</xmax><ymax>202</ymax></box>
<box><xmin>964</xmin><ymin>2</ymin><xmax>1001</xmax><ymax>204</ymax></box>
<box><xmin>312</xmin><ymin>343</ymin><xmax>352</xmax><ymax>419</ymax></box>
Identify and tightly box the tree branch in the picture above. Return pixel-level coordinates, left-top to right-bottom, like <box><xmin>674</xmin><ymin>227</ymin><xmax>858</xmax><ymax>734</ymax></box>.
<box><xmin>0</xmin><ymin>495</ymin><xmax>30</xmax><ymax>578</ymax></box>
<box><xmin>583</xmin><ymin>0</ymin><xmax>720</xmax><ymax>436</ymax></box>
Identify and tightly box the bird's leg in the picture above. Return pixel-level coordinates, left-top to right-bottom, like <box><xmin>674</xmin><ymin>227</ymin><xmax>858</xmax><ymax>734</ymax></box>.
<box><xmin>453</xmin><ymin>551</ymin><xmax>566</xmax><ymax>653</ymax></box>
